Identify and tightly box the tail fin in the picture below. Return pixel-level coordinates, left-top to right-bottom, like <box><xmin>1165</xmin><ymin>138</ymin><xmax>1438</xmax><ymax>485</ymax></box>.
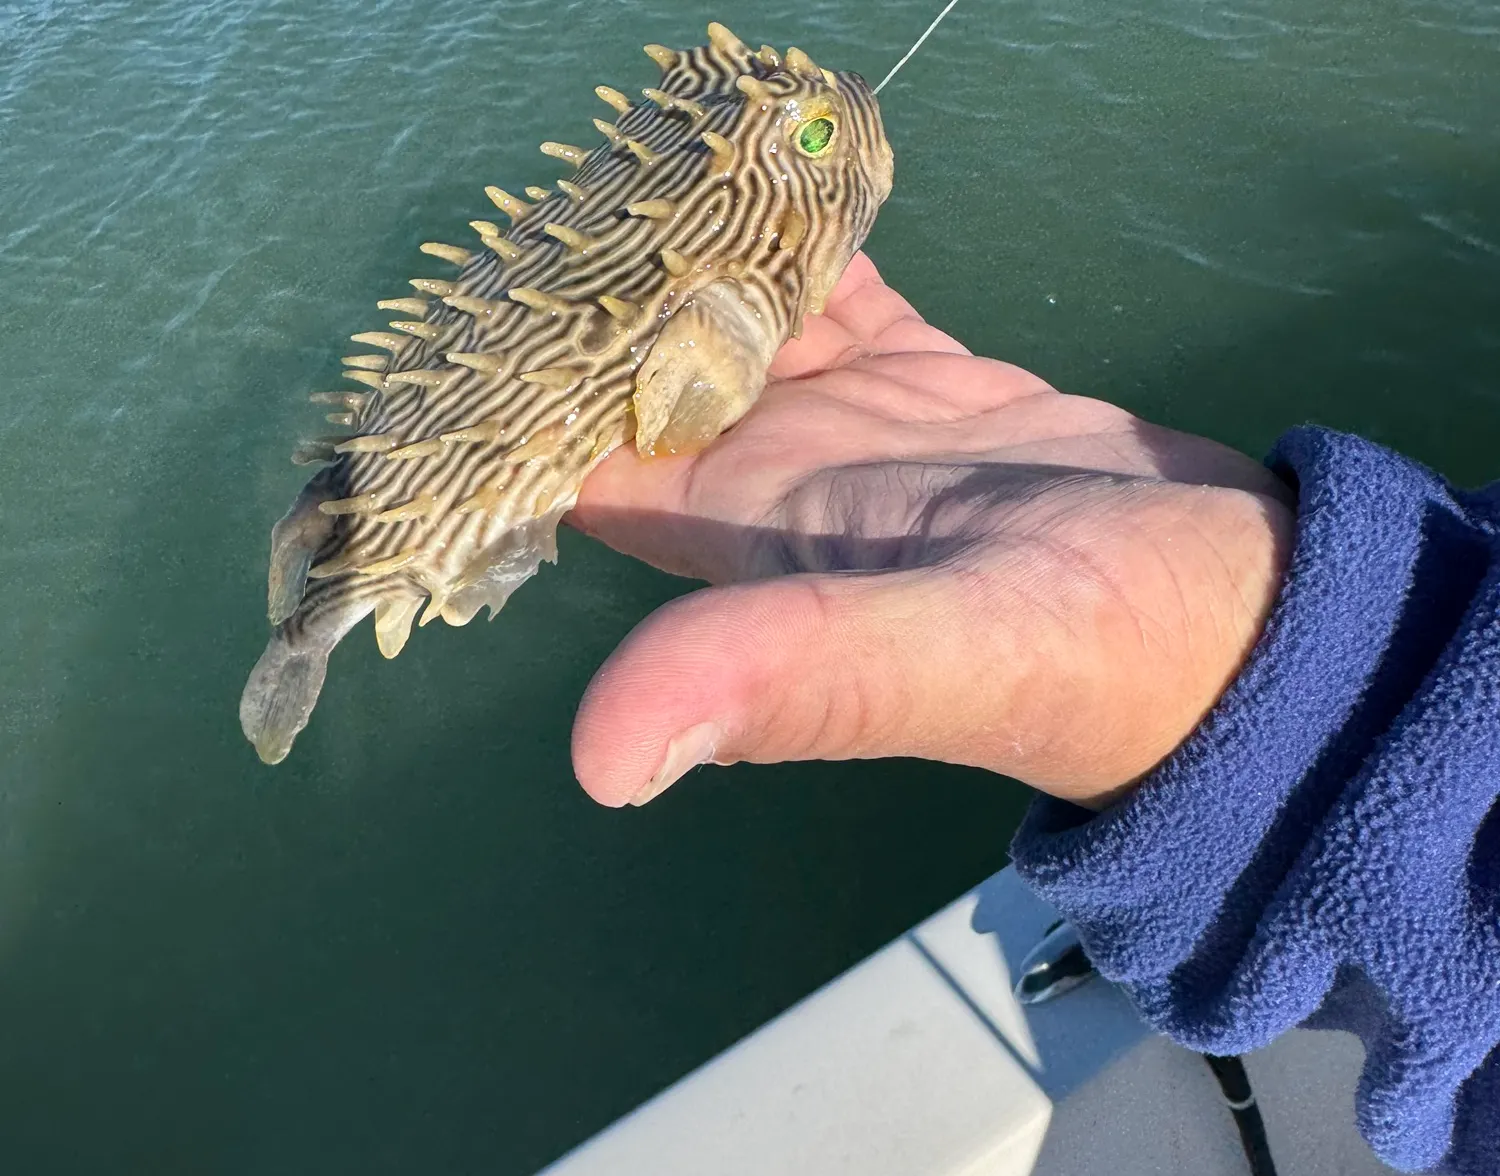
<box><xmin>241</xmin><ymin>492</ymin><xmax>576</xmax><ymax>764</ymax></box>
<box><xmin>240</xmin><ymin>595</ymin><xmax>374</xmax><ymax>764</ymax></box>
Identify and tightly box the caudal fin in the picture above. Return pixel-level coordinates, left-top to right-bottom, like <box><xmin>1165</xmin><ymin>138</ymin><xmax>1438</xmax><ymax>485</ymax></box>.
<box><xmin>239</xmin><ymin>594</ymin><xmax>374</xmax><ymax>765</ymax></box>
<box><xmin>241</xmin><ymin>493</ymin><xmax>576</xmax><ymax>763</ymax></box>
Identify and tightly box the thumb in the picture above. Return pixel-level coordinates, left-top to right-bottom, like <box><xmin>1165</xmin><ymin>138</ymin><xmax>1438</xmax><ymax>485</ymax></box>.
<box><xmin>570</xmin><ymin>566</ymin><xmax>1032</xmax><ymax>807</ymax></box>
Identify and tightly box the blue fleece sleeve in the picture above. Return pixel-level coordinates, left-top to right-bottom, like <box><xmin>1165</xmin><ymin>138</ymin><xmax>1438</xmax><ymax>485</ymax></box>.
<box><xmin>1010</xmin><ymin>427</ymin><xmax>1500</xmax><ymax>1175</ymax></box>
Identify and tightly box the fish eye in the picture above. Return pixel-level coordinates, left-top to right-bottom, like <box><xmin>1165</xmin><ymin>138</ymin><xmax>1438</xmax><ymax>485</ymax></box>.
<box><xmin>796</xmin><ymin>116</ymin><xmax>836</xmax><ymax>157</ymax></box>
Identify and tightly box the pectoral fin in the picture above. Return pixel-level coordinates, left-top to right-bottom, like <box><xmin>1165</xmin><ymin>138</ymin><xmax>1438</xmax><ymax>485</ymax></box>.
<box><xmin>633</xmin><ymin>279</ymin><xmax>779</xmax><ymax>457</ymax></box>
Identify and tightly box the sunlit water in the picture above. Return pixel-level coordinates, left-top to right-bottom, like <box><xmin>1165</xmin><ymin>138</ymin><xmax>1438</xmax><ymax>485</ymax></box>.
<box><xmin>1</xmin><ymin>0</ymin><xmax>1496</xmax><ymax>1170</ymax></box>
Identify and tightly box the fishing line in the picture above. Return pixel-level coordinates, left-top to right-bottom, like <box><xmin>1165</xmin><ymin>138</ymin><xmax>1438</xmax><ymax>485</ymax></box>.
<box><xmin>873</xmin><ymin>0</ymin><xmax>960</xmax><ymax>95</ymax></box>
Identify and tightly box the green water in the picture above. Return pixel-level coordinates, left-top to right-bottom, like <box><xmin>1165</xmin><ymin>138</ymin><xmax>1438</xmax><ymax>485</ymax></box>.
<box><xmin>1</xmin><ymin>0</ymin><xmax>1496</xmax><ymax>1170</ymax></box>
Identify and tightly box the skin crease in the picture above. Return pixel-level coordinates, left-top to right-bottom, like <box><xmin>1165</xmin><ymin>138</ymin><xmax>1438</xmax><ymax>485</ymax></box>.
<box><xmin>566</xmin><ymin>252</ymin><xmax>1296</xmax><ymax>810</ymax></box>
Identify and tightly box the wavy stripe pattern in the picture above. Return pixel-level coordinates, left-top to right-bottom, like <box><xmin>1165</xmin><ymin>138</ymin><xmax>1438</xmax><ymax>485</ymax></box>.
<box><xmin>239</xmin><ymin>21</ymin><xmax>894</xmax><ymax>764</ymax></box>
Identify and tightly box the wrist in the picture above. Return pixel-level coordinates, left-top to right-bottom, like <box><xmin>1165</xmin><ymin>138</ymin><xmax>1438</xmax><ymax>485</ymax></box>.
<box><xmin>1018</xmin><ymin>485</ymin><xmax>1296</xmax><ymax>809</ymax></box>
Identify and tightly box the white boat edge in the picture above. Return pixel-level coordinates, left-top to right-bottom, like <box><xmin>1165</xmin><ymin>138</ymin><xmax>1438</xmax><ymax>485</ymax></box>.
<box><xmin>535</xmin><ymin>866</ymin><xmax>1400</xmax><ymax>1175</ymax></box>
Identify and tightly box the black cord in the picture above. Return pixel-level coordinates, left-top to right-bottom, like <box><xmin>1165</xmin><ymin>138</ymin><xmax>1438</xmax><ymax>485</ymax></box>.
<box><xmin>1202</xmin><ymin>1054</ymin><xmax>1281</xmax><ymax>1176</ymax></box>
<box><xmin>1025</xmin><ymin>926</ymin><xmax>1281</xmax><ymax>1174</ymax></box>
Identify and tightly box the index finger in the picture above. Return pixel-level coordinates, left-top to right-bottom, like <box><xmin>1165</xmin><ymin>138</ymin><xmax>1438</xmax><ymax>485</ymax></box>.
<box><xmin>770</xmin><ymin>252</ymin><xmax>968</xmax><ymax>380</ymax></box>
<box><xmin>820</xmin><ymin>252</ymin><xmax>971</xmax><ymax>358</ymax></box>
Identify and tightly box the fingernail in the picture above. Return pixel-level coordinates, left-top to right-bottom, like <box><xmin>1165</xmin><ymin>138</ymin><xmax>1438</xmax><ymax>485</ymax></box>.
<box><xmin>630</xmin><ymin>722</ymin><xmax>723</xmax><ymax>806</ymax></box>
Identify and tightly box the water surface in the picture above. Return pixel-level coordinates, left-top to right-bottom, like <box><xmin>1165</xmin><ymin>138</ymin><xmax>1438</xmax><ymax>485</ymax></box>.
<box><xmin>1</xmin><ymin>0</ymin><xmax>1496</xmax><ymax>1171</ymax></box>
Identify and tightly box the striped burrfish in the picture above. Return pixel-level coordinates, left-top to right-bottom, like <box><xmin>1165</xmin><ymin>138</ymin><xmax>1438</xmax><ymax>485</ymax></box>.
<box><xmin>240</xmin><ymin>22</ymin><xmax>895</xmax><ymax>764</ymax></box>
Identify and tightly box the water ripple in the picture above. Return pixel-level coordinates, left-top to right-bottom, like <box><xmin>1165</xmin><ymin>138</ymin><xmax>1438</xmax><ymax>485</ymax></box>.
<box><xmin>0</xmin><ymin>4</ymin><xmax>1496</xmax><ymax>1169</ymax></box>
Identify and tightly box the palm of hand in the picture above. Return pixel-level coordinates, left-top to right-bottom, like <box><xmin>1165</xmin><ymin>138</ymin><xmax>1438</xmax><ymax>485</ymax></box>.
<box><xmin>569</xmin><ymin>254</ymin><xmax>1293</xmax><ymax>808</ymax></box>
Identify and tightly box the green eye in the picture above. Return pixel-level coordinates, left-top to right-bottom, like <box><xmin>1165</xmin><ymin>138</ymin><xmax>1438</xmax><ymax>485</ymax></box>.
<box><xmin>797</xmin><ymin>117</ymin><xmax>836</xmax><ymax>156</ymax></box>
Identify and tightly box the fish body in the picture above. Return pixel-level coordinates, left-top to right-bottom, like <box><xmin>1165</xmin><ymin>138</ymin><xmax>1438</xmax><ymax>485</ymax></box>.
<box><xmin>240</xmin><ymin>23</ymin><xmax>895</xmax><ymax>764</ymax></box>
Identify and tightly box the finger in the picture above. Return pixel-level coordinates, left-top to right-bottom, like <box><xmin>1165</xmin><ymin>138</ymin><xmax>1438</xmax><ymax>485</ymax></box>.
<box><xmin>767</xmin><ymin>313</ymin><xmax>866</xmax><ymax>380</ymax></box>
<box><xmin>769</xmin><ymin>254</ymin><xmax>970</xmax><ymax>380</ymax></box>
<box><xmin>791</xmin><ymin>352</ymin><xmax>1056</xmax><ymax>421</ymax></box>
<box><xmin>819</xmin><ymin>252</ymin><xmax>970</xmax><ymax>357</ymax></box>
<box><xmin>571</xmin><ymin>566</ymin><xmax>1030</xmax><ymax>808</ymax></box>
<box><xmin>765</xmin><ymin>253</ymin><xmax>889</xmax><ymax>380</ymax></box>
<box><xmin>572</xmin><ymin>443</ymin><xmax>690</xmax><ymax>520</ymax></box>
<box><xmin>565</xmin><ymin>445</ymin><xmax>706</xmax><ymax>573</ymax></box>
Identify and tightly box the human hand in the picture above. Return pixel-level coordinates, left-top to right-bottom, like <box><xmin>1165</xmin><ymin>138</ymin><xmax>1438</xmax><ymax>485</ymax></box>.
<box><xmin>567</xmin><ymin>253</ymin><xmax>1294</xmax><ymax>810</ymax></box>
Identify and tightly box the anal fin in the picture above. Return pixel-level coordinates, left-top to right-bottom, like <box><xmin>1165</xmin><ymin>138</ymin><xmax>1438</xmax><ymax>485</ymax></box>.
<box><xmin>442</xmin><ymin>503</ymin><xmax>573</xmax><ymax>625</ymax></box>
